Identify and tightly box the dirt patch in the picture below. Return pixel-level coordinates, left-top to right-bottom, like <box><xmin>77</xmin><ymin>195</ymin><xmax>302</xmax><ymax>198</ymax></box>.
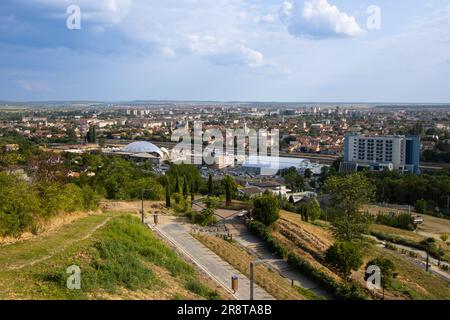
<box><xmin>101</xmin><ymin>200</ymin><xmax>168</xmax><ymax>215</ymax></box>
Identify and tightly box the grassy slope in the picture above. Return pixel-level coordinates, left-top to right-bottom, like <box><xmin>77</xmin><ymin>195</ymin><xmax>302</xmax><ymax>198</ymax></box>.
<box><xmin>358</xmin><ymin>247</ymin><xmax>450</xmax><ymax>300</ymax></box>
<box><xmin>370</xmin><ymin>224</ymin><xmax>450</xmax><ymax>261</ymax></box>
<box><xmin>277</xmin><ymin>211</ymin><xmax>450</xmax><ymax>300</ymax></box>
<box><xmin>0</xmin><ymin>213</ymin><xmax>227</xmax><ymax>300</ymax></box>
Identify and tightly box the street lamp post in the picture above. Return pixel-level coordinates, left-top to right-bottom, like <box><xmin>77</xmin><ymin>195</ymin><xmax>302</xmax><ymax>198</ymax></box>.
<box><xmin>141</xmin><ymin>188</ymin><xmax>152</xmax><ymax>224</ymax></box>
<box><xmin>249</xmin><ymin>260</ymin><xmax>269</xmax><ymax>300</ymax></box>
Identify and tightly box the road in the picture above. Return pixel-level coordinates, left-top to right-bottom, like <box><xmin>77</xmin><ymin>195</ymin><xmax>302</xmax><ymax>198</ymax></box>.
<box><xmin>149</xmin><ymin>215</ymin><xmax>274</xmax><ymax>300</ymax></box>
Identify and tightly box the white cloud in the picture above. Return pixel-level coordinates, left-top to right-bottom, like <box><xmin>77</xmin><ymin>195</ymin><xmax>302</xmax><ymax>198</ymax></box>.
<box><xmin>160</xmin><ymin>47</ymin><xmax>176</xmax><ymax>58</ymax></box>
<box><xmin>25</xmin><ymin>0</ymin><xmax>281</xmax><ymax>69</ymax></box>
<box><xmin>279</xmin><ymin>0</ymin><xmax>364</xmax><ymax>39</ymax></box>
<box><xmin>15</xmin><ymin>80</ymin><xmax>49</xmax><ymax>92</ymax></box>
<box><xmin>188</xmin><ymin>35</ymin><xmax>264</xmax><ymax>68</ymax></box>
<box><xmin>255</xmin><ymin>14</ymin><xmax>277</xmax><ymax>24</ymax></box>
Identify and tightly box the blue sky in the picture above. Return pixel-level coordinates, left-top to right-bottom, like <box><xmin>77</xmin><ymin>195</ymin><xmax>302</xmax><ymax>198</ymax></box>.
<box><xmin>0</xmin><ymin>0</ymin><xmax>449</xmax><ymax>102</ymax></box>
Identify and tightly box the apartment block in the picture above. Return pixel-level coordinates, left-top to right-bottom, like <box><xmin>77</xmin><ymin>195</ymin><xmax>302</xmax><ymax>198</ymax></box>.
<box><xmin>342</xmin><ymin>134</ymin><xmax>420</xmax><ymax>174</ymax></box>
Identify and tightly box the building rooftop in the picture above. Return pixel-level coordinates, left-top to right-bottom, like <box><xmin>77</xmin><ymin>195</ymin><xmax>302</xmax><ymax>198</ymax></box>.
<box><xmin>121</xmin><ymin>141</ymin><xmax>163</xmax><ymax>157</ymax></box>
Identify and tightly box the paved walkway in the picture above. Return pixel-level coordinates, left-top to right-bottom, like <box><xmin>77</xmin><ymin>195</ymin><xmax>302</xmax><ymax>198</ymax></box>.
<box><xmin>193</xmin><ymin>205</ymin><xmax>335</xmax><ymax>299</ymax></box>
<box><xmin>370</xmin><ymin>237</ymin><xmax>450</xmax><ymax>283</ymax></box>
<box><xmin>231</xmin><ymin>227</ymin><xmax>334</xmax><ymax>300</ymax></box>
<box><xmin>149</xmin><ymin>216</ymin><xmax>274</xmax><ymax>300</ymax></box>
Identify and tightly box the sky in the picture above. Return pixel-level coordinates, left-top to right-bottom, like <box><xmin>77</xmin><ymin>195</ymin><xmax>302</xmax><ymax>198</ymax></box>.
<box><xmin>0</xmin><ymin>0</ymin><xmax>449</xmax><ymax>103</ymax></box>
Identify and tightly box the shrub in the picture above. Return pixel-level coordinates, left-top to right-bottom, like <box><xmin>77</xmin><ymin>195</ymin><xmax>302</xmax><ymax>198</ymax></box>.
<box><xmin>185</xmin><ymin>279</ymin><xmax>221</xmax><ymax>300</ymax></box>
<box><xmin>376</xmin><ymin>212</ymin><xmax>416</xmax><ymax>231</ymax></box>
<box><xmin>252</xmin><ymin>191</ymin><xmax>280</xmax><ymax>226</ymax></box>
<box><xmin>325</xmin><ymin>241</ymin><xmax>364</xmax><ymax>278</ymax></box>
<box><xmin>365</xmin><ymin>257</ymin><xmax>397</xmax><ymax>298</ymax></box>
<box><xmin>415</xmin><ymin>199</ymin><xmax>427</xmax><ymax>214</ymax></box>
<box><xmin>371</xmin><ymin>231</ymin><xmax>446</xmax><ymax>262</ymax></box>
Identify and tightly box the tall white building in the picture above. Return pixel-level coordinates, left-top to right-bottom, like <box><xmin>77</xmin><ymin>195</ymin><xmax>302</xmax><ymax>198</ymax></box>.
<box><xmin>342</xmin><ymin>134</ymin><xmax>420</xmax><ymax>174</ymax></box>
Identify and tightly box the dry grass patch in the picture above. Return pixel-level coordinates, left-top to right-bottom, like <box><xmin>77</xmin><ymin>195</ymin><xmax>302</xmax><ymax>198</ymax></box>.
<box><xmin>279</xmin><ymin>210</ymin><xmax>335</xmax><ymax>244</ymax></box>
<box><xmin>354</xmin><ymin>246</ymin><xmax>450</xmax><ymax>300</ymax></box>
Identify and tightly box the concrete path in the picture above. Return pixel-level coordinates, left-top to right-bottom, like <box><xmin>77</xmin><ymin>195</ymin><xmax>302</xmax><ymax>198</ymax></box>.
<box><xmin>370</xmin><ymin>237</ymin><xmax>450</xmax><ymax>283</ymax></box>
<box><xmin>149</xmin><ymin>216</ymin><xmax>274</xmax><ymax>300</ymax></box>
<box><xmin>232</xmin><ymin>228</ymin><xmax>334</xmax><ymax>300</ymax></box>
<box><xmin>193</xmin><ymin>205</ymin><xmax>335</xmax><ymax>299</ymax></box>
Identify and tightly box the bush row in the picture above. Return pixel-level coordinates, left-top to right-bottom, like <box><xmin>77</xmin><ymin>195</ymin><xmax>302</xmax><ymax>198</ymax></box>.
<box><xmin>0</xmin><ymin>173</ymin><xmax>100</xmax><ymax>237</ymax></box>
<box><xmin>370</xmin><ymin>231</ymin><xmax>446</xmax><ymax>262</ymax></box>
<box><xmin>247</xmin><ymin>221</ymin><xmax>368</xmax><ymax>300</ymax></box>
<box><xmin>375</xmin><ymin>212</ymin><xmax>416</xmax><ymax>231</ymax></box>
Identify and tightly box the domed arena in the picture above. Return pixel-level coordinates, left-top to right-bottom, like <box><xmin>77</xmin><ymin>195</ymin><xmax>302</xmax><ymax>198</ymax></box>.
<box><xmin>117</xmin><ymin>141</ymin><xmax>170</xmax><ymax>164</ymax></box>
<box><xmin>122</xmin><ymin>141</ymin><xmax>164</xmax><ymax>157</ymax></box>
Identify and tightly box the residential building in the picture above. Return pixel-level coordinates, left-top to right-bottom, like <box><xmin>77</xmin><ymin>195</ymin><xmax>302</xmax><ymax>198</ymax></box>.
<box><xmin>342</xmin><ymin>134</ymin><xmax>420</xmax><ymax>174</ymax></box>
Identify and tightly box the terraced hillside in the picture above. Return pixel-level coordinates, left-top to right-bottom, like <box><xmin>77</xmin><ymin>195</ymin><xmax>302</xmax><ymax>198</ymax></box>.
<box><xmin>272</xmin><ymin>210</ymin><xmax>450</xmax><ymax>300</ymax></box>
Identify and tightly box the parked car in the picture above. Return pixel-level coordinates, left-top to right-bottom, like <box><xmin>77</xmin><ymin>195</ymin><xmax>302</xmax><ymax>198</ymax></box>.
<box><xmin>413</xmin><ymin>215</ymin><xmax>424</xmax><ymax>225</ymax></box>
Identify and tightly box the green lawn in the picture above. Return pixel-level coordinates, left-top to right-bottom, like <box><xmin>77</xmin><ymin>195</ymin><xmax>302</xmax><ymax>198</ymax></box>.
<box><xmin>0</xmin><ymin>213</ymin><xmax>114</xmax><ymax>269</ymax></box>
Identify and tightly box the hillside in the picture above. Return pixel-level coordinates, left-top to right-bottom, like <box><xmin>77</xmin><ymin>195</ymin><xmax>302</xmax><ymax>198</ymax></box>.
<box><xmin>272</xmin><ymin>210</ymin><xmax>450</xmax><ymax>300</ymax></box>
<box><xmin>0</xmin><ymin>212</ymin><xmax>229</xmax><ymax>300</ymax></box>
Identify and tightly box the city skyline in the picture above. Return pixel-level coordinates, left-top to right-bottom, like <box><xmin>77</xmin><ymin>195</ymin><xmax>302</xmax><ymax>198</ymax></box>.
<box><xmin>1</xmin><ymin>0</ymin><xmax>450</xmax><ymax>102</ymax></box>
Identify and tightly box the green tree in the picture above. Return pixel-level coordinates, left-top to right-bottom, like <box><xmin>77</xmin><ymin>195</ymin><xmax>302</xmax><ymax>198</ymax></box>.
<box><xmin>81</xmin><ymin>185</ymin><xmax>100</xmax><ymax>211</ymax></box>
<box><xmin>331</xmin><ymin>157</ymin><xmax>343</xmax><ymax>172</ymax></box>
<box><xmin>221</xmin><ymin>175</ymin><xmax>237</xmax><ymax>207</ymax></box>
<box><xmin>198</xmin><ymin>197</ymin><xmax>218</xmax><ymax>226</ymax></box>
<box><xmin>281</xmin><ymin>167</ymin><xmax>305</xmax><ymax>192</ymax></box>
<box><xmin>253</xmin><ymin>191</ymin><xmax>280</xmax><ymax>226</ymax></box>
<box><xmin>421</xmin><ymin>237</ymin><xmax>437</xmax><ymax>271</ymax></box>
<box><xmin>175</xmin><ymin>175</ymin><xmax>181</xmax><ymax>194</ymax></box>
<box><xmin>183</xmin><ymin>176</ymin><xmax>189</xmax><ymax>200</ymax></box>
<box><xmin>166</xmin><ymin>163</ymin><xmax>202</xmax><ymax>188</ymax></box>
<box><xmin>304</xmin><ymin>168</ymin><xmax>313</xmax><ymax>179</ymax></box>
<box><xmin>440</xmin><ymin>233</ymin><xmax>448</xmax><ymax>243</ymax></box>
<box><xmin>325</xmin><ymin>241</ymin><xmax>363</xmax><ymax>278</ymax></box>
<box><xmin>93</xmin><ymin>158</ymin><xmax>163</xmax><ymax>200</ymax></box>
<box><xmin>324</xmin><ymin>173</ymin><xmax>375</xmax><ymax>241</ymax></box>
<box><xmin>208</xmin><ymin>174</ymin><xmax>213</xmax><ymax>196</ymax></box>
<box><xmin>307</xmin><ymin>197</ymin><xmax>322</xmax><ymax>222</ymax></box>
<box><xmin>365</xmin><ymin>257</ymin><xmax>397</xmax><ymax>299</ymax></box>
<box><xmin>0</xmin><ymin>173</ymin><xmax>40</xmax><ymax>237</ymax></box>
<box><xmin>165</xmin><ymin>181</ymin><xmax>171</xmax><ymax>208</ymax></box>
<box><xmin>415</xmin><ymin>199</ymin><xmax>427</xmax><ymax>214</ymax></box>
<box><xmin>190</xmin><ymin>181</ymin><xmax>195</xmax><ymax>205</ymax></box>
<box><xmin>87</xmin><ymin>126</ymin><xmax>97</xmax><ymax>143</ymax></box>
<box><xmin>296</xmin><ymin>204</ymin><xmax>308</xmax><ymax>221</ymax></box>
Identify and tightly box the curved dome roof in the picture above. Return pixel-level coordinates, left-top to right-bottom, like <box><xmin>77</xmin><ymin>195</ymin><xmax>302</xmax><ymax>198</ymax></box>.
<box><xmin>122</xmin><ymin>141</ymin><xmax>163</xmax><ymax>157</ymax></box>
